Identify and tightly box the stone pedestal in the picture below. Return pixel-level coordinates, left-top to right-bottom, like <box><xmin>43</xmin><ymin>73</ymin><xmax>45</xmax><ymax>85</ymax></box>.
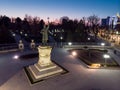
<box><xmin>37</xmin><ymin>46</ymin><xmax>52</xmax><ymax>66</ymax></box>
<box><xmin>25</xmin><ymin>46</ymin><xmax>66</xmax><ymax>83</ymax></box>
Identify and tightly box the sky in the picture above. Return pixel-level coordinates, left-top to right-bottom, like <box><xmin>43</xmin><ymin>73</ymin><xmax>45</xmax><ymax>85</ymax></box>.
<box><xmin>0</xmin><ymin>0</ymin><xmax>119</xmax><ymax>21</ymax></box>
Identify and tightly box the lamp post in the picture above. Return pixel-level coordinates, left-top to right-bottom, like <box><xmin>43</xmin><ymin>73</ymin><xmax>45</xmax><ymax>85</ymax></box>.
<box><xmin>72</xmin><ymin>51</ymin><xmax>77</xmax><ymax>56</ymax></box>
<box><xmin>101</xmin><ymin>43</ymin><xmax>105</xmax><ymax>51</ymax></box>
<box><xmin>60</xmin><ymin>36</ymin><xmax>63</xmax><ymax>47</ymax></box>
<box><xmin>68</xmin><ymin>42</ymin><xmax>72</xmax><ymax>46</ymax></box>
<box><xmin>103</xmin><ymin>54</ymin><xmax>110</xmax><ymax>67</ymax></box>
<box><xmin>12</xmin><ymin>33</ymin><xmax>16</xmax><ymax>37</ymax></box>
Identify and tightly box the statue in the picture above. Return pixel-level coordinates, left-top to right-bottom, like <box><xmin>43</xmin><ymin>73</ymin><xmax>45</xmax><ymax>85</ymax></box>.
<box><xmin>25</xmin><ymin>19</ymin><xmax>65</xmax><ymax>83</ymax></box>
<box><xmin>41</xmin><ymin>24</ymin><xmax>49</xmax><ymax>45</ymax></box>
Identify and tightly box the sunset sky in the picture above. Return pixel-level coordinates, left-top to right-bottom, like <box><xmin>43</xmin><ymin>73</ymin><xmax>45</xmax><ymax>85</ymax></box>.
<box><xmin>0</xmin><ymin>0</ymin><xmax>119</xmax><ymax>21</ymax></box>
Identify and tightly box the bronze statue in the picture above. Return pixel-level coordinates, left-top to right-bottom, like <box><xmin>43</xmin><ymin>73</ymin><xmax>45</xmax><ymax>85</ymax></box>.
<box><xmin>41</xmin><ymin>24</ymin><xmax>49</xmax><ymax>45</ymax></box>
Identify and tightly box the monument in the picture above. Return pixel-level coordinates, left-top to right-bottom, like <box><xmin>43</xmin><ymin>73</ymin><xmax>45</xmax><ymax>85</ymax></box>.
<box><xmin>25</xmin><ymin>22</ymin><xmax>67</xmax><ymax>84</ymax></box>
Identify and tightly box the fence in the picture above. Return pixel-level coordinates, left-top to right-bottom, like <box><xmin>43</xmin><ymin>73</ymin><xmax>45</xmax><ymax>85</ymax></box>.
<box><xmin>0</xmin><ymin>43</ymin><xmax>18</xmax><ymax>51</ymax></box>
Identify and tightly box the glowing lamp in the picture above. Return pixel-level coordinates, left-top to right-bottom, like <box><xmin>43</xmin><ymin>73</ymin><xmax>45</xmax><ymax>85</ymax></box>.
<box><xmin>13</xmin><ymin>55</ymin><xmax>19</xmax><ymax>59</ymax></box>
<box><xmin>72</xmin><ymin>51</ymin><xmax>77</xmax><ymax>56</ymax></box>
<box><xmin>90</xmin><ymin>64</ymin><xmax>101</xmax><ymax>68</ymax></box>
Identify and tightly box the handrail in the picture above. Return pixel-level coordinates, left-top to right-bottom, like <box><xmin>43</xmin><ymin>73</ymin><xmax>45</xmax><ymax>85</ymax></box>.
<box><xmin>0</xmin><ymin>43</ymin><xmax>18</xmax><ymax>51</ymax></box>
<box><xmin>0</xmin><ymin>42</ymin><xmax>111</xmax><ymax>51</ymax></box>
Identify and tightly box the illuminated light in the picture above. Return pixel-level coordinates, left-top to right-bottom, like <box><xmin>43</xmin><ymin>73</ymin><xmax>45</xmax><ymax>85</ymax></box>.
<box><xmin>90</xmin><ymin>64</ymin><xmax>101</xmax><ymax>68</ymax></box>
<box><xmin>60</xmin><ymin>37</ymin><xmax>63</xmax><ymax>39</ymax></box>
<box><xmin>13</xmin><ymin>55</ymin><xmax>19</xmax><ymax>59</ymax></box>
<box><xmin>116</xmin><ymin>31</ymin><xmax>119</xmax><ymax>34</ymax></box>
<box><xmin>88</xmin><ymin>37</ymin><xmax>90</xmax><ymax>40</ymax></box>
<box><xmin>68</xmin><ymin>42</ymin><xmax>72</xmax><ymax>45</ymax></box>
<box><xmin>72</xmin><ymin>51</ymin><xmax>77</xmax><ymax>56</ymax></box>
<box><xmin>101</xmin><ymin>43</ymin><xmax>105</xmax><ymax>46</ymax></box>
<box><xmin>20</xmin><ymin>31</ymin><xmax>23</xmax><ymax>34</ymax></box>
<box><xmin>103</xmin><ymin>54</ymin><xmax>110</xmax><ymax>59</ymax></box>
<box><xmin>12</xmin><ymin>33</ymin><xmax>15</xmax><ymax>36</ymax></box>
<box><xmin>103</xmin><ymin>54</ymin><xmax>110</xmax><ymax>67</ymax></box>
<box><xmin>25</xmin><ymin>33</ymin><xmax>28</xmax><ymax>36</ymax></box>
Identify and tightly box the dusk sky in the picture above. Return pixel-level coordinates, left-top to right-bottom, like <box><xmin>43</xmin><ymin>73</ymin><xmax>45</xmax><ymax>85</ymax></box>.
<box><xmin>0</xmin><ymin>0</ymin><xmax>119</xmax><ymax>21</ymax></box>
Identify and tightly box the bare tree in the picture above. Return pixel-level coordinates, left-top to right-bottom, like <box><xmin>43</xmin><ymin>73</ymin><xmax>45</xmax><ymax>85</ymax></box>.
<box><xmin>87</xmin><ymin>15</ymin><xmax>100</xmax><ymax>38</ymax></box>
<box><xmin>87</xmin><ymin>14</ymin><xmax>100</xmax><ymax>25</ymax></box>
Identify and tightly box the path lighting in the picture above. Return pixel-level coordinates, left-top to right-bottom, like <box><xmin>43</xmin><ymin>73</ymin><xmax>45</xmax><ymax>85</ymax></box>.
<box><xmin>68</xmin><ymin>42</ymin><xmax>72</xmax><ymax>46</ymax></box>
<box><xmin>103</xmin><ymin>54</ymin><xmax>110</xmax><ymax>67</ymax></box>
<box><xmin>101</xmin><ymin>43</ymin><xmax>105</xmax><ymax>46</ymax></box>
<box><xmin>90</xmin><ymin>63</ymin><xmax>101</xmax><ymax>68</ymax></box>
<box><xmin>101</xmin><ymin>43</ymin><xmax>105</xmax><ymax>50</ymax></box>
<box><xmin>25</xmin><ymin>33</ymin><xmax>28</xmax><ymax>37</ymax></box>
<box><xmin>60</xmin><ymin>36</ymin><xmax>63</xmax><ymax>40</ymax></box>
<box><xmin>20</xmin><ymin>31</ymin><xmax>23</xmax><ymax>34</ymax></box>
<box><xmin>72</xmin><ymin>51</ymin><xmax>77</xmax><ymax>56</ymax></box>
<box><xmin>13</xmin><ymin>55</ymin><xmax>19</xmax><ymax>59</ymax></box>
<box><xmin>88</xmin><ymin>37</ymin><xmax>90</xmax><ymax>41</ymax></box>
<box><xmin>116</xmin><ymin>31</ymin><xmax>119</xmax><ymax>35</ymax></box>
<box><xmin>12</xmin><ymin>33</ymin><xmax>16</xmax><ymax>37</ymax></box>
<box><xmin>60</xmin><ymin>36</ymin><xmax>63</xmax><ymax>47</ymax></box>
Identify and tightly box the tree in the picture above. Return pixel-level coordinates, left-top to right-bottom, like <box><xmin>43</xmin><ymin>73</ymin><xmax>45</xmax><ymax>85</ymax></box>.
<box><xmin>15</xmin><ymin>17</ymin><xmax>22</xmax><ymax>32</ymax></box>
<box><xmin>0</xmin><ymin>16</ymin><xmax>11</xmax><ymax>29</ymax></box>
<box><xmin>87</xmin><ymin>15</ymin><xmax>100</xmax><ymax>26</ymax></box>
<box><xmin>75</xmin><ymin>19</ymin><xmax>86</xmax><ymax>42</ymax></box>
<box><xmin>0</xmin><ymin>16</ymin><xmax>15</xmax><ymax>44</ymax></box>
<box><xmin>39</xmin><ymin>19</ymin><xmax>45</xmax><ymax>31</ymax></box>
<box><xmin>87</xmin><ymin>15</ymin><xmax>100</xmax><ymax>38</ymax></box>
<box><xmin>60</xmin><ymin>16</ymin><xmax>69</xmax><ymax>24</ymax></box>
<box><xmin>22</xmin><ymin>18</ymin><xmax>30</xmax><ymax>34</ymax></box>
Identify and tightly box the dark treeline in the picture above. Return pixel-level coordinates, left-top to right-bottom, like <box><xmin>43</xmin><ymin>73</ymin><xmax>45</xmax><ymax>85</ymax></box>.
<box><xmin>0</xmin><ymin>14</ymin><xmax>100</xmax><ymax>43</ymax></box>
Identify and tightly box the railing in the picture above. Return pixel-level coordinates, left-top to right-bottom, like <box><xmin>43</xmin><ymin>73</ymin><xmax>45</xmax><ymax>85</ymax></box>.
<box><xmin>0</xmin><ymin>43</ymin><xmax>18</xmax><ymax>51</ymax></box>
<box><xmin>0</xmin><ymin>42</ymin><xmax>111</xmax><ymax>52</ymax></box>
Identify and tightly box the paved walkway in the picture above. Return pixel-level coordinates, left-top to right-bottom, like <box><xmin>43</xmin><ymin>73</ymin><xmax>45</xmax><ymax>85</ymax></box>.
<box><xmin>0</xmin><ymin>48</ymin><xmax>120</xmax><ymax>90</ymax></box>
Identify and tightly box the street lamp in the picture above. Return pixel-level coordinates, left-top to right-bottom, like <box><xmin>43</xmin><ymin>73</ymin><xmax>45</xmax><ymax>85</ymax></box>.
<box><xmin>68</xmin><ymin>42</ymin><xmax>72</xmax><ymax>46</ymax></box>
<box><xmin>101</xmin><ymin>43</ymin><xmax>105</xmax><ymax>51</ymax></box>
<box><xmin>25</xmin><ymin>33</ymin><xmax>28</xmax><ymax>37</ymax></box>
<box><xmin>101</xmin><ymin>43</ymin><xmax>105</xmax><ymax>46</ymax></box>
<box><xmin>88</xmin><ymin>37</ymin><xmax>90</xmax><ymax>41</ymax></box>
<box><xmin>20</xmin><ymin>31</ymin><xmax>23</xmax><ymax>35</ymax></box>
<box><xmin>12</xmin><ymin>33</ymin><xmax>16</xmax><ymax>37</ymax></box>
<box><xmin>72</xmin><ymin>51</ymin><xmax>77</xmax><ymax>56</ymax></box>
<box><xmin>116</xmin><ymin>31</ymin><xmax>119</xmax><ymax>35</ymax></box>
<box><xmin>103</xmin><ymin>54</ymin><xmax>110</xmax><ymax>67</ymax></box>
<box><xmin>60</xmin><ymin>36</ymin><xmax>63</xmax><ymax>47</ymax></box>
<box><xmin>13</xmin><ymin>55</ymin><xmax>19</xmax><ymax>59</ymax></box>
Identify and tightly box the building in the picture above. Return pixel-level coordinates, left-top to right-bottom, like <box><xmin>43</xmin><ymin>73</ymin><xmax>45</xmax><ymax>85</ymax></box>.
<box><xmin>101</xmin><ymin>13</ymin><xmax>119</xmax><ymax>30</ymax></box>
